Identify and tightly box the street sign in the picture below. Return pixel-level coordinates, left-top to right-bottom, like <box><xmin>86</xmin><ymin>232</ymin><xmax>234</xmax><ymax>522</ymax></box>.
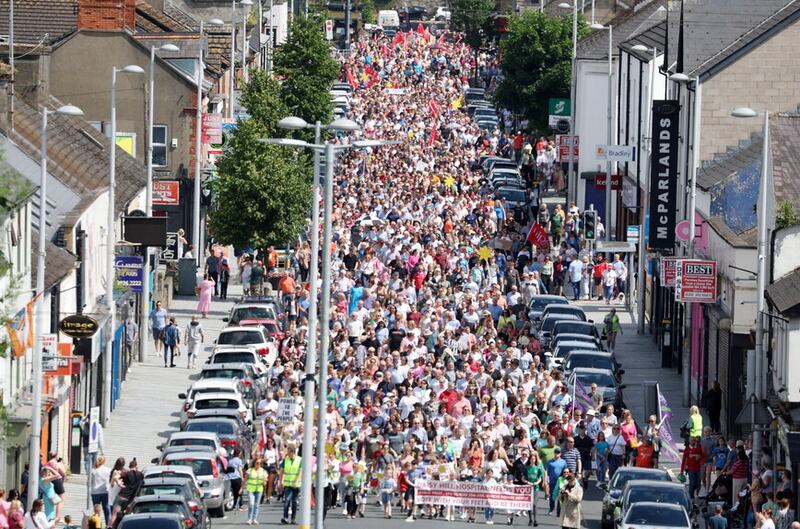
<box><xmin>548</xmin><ymin>98</ymin><xmax>571</xmax><ymax>127</ymax></box>
<box><xmin>661</xmin><ymin>257</ymin><xmax>683</xmax><ymax>287</ymax></box>
<box><xmin>675</xmin><ymin>259</ymin><xmax>717</xmax><ymax>303</ymax></box>
<box><xmin>595</xmin><ymin>144</ymin><xmax>636</xmax><ymax>162</ymax></box>
<box><xmin>626</xmin><ymin>225</ymin><xmax>640</xmax><ymax>243</ymax></box>
<box><xmin>594</xmin><ymin>173</ymin><xmax>622</xmax><ymax>190</ymax></box>
<box><xmin>555</xmin><ymin>134</ymin><xmax>579</xmax><ymax>161</ymax></box>
<box><xmin>277</xmin><ymin>397</ymin><xmax>297</xmax><ymax>424</ymax></box>
<box><xmin>594</xmin><ymin>241</ymin><xmax>637</xmax><ymax>253</ymax></box>
<box><xmin>325</xmin><ymin>19</ymin><xmax>334</xmax><ymax>40</ymax></box>
<box><xmin>152</xmin><ymin>180</ymin><xmax>180</xmax><ymax>206</ymax></box>
<box><xmin>88</xmin><ymin>406</ymin><xmax>100</xmax><ymax>454</ymax></box>
<box><xmin>41</xmin><ymin>334</ymin><xmax>58</xmax><ymax>372</ymax></box>
<box><xmin>115</xmin><ymin>256</ymin><xmax>144</xmax><ymax>293</ymax></box>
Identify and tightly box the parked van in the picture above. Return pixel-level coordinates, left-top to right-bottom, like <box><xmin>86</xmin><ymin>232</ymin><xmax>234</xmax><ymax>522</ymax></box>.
<box><xmin>378</xmin><ymin>9</ymin><xmax>400</xmax><ymax>31</ymax></box>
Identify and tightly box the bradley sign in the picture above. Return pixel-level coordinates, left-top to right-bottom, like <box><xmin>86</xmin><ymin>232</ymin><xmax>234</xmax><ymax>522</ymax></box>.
<box><xmin>647</xmin><ymin>100</ymin><xmax>680</xmax><ymax>249</ymax></box>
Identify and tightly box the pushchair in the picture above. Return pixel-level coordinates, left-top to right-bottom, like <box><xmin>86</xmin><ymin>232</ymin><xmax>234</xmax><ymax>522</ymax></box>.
<box><xmin>698</xmin><ymin>473</ymin><xmax>747</xmax><ymax>529</ymax></box>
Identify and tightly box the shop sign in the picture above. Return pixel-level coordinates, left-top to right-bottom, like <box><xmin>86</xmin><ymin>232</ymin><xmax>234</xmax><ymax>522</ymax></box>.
<box><xmin>115</xmin><ymin>256</ymin><xmax>144</xmax><ymax>293</ymax></box>
<box><xmin>675</xmin><ymin>259</ymin><xmax>717</xmax><ymax>303</ymax></box>
<box><xmin>647</xmin><ymin>100</ymin><xmax>680</xmax><ymax>249</ymax></box>
<box><xmin>59</xmin><ymin>314</ymin><xmax>99</xmax><ymax>338</ymax></box>
<box><xmin>661</xmin><ymin>257</ymin><xmax>683</xmax><ymax>287</ymax></box>
<box><xmin>152</xmin><ymin>181</ymin><xmax>180</xmax><ymax>206</ymax></box>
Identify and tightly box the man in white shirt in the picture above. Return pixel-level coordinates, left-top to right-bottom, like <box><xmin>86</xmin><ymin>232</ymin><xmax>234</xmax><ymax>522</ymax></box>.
<box><xmin>612</xmin><ymin>254</ymin><xmax>628</xmax><ymax>301</ymax></box>
<box><xmin>568</xmin><ymin>258</ymin><xmax>583</xmax><ymax>301</ymax></box>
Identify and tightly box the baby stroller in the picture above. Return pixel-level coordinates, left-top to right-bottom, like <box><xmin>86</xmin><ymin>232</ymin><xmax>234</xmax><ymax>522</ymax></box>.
<box><xmin>698</xmin><ymin>474</ymin><xmax>736</xmax><ymax>528</ymax></box>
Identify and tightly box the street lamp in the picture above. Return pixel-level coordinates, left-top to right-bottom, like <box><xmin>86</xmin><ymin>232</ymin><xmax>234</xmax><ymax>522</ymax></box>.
<box><xmin>592</xmin><ymin>22</ymin><xmax>614</xmax><ymax>241</ymax></box>
<box><xmin>142</xmin><ymin>43</ymin><xmax>180</xmax><ymax>364</ymax></box>
<box><xmin>259</xmin><ymin>123</ymin><xmax>396</xmax><ymax>529</ymax></box>
<box><xmin>560</xmin><ymin>0</ymin><xmax>579</xmax><ymax>207</ymax></box>
<box><xmin>240</xmin><ymin>0</ymin><xmax>254</xmax><ymax>84</ymax></box>
<box><xmin>193</xmin><ymin>19</ymin><xmax>224</xmax><ymax>267</ymax></box>
<box><xmin>106</xmin><ymin>64</ymin><xmax>144</xmax><ymax>429</ymax></box>
<box><xmin>731</xmin><ymin>105</ymin><xmax>769</xmax><ymax>470</ymax></box>
<box><xmin>632</xmin><ymin>43</ymin><xmax>658</xmax><ymax>335</ymax></box>
<box><xmin>229</xmin><ymin>0</ymin><xmax>254</xmax><ymax>118</ymax></box>
<box><xmin>28</xmin><ymin>103</ymin><xmax>84</xmax><ymax>511</ymax></box>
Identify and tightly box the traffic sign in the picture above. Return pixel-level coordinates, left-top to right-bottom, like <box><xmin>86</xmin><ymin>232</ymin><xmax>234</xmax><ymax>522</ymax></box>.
<box><xmin>88</xmin><ymin>406</ymin><xmax>100</xmax><ymax>453</ymax></box>
<box><xmin>675</xmin><ymin>259</ymin><xmax>717</xmax><ymax>303</ymax></box>
<box><xmin>626</xmin><ymin>225</ymin><xmax>640</xmax><ymax>243</ymax></box>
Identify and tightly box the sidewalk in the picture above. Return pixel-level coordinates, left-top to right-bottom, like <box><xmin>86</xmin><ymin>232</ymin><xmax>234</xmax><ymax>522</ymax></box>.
<box><xmin>62</xmin><ymin>281</ymin><xmax>242</xmax><ymax>521</ymax></box>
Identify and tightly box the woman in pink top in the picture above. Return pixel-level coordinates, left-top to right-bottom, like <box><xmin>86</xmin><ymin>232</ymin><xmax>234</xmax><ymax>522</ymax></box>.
<box><xmin>196</xmin><ymin>273</ymin><xmax>216</xmax><ymax>318</ymax></box>
<box><xmin>618</xmin><ymin>410</ymin><xmax>638</xmax><ymax>464</ymax></box>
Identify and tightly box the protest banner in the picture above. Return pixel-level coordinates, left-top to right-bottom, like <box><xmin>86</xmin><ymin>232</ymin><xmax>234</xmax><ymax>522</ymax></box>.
<box><xmin>414</xmin><ymin>479</ymin><xmax>533</xmax><ymax>510</ymax></box>
<box><xmin>656</xmin><ymin>385</ymin><xmax>683</xmax><ymax>464</ymax></box>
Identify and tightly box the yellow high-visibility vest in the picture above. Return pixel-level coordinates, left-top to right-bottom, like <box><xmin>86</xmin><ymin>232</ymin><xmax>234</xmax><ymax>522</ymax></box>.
<box><xmin>282</xmin><ymin>456</ymin><xmax>302</xmax><ymax>488</ymax></box>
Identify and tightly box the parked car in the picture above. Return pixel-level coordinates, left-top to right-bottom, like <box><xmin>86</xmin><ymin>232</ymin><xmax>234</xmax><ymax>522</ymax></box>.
<box><xmin>619</xmin><ymin>502</ymin><xmax>691</xmax><ymax>529</ymax></box>
<box><xmin>538</xmin><ymin>314</ymin><xmax>582</xmax><ymax>348</ymax></box>
<box><xmin>237</xmin><ymin>318</ymin><xmax>285</xmax><ymax>343</ymax></box>
<box><xmin>184</xmin><ymin>416</ymin><xmax>254</xmax><ymax>457</ymax></box>
<box><xmin>116</xmin><ymin>495</ymin><xmax>208</xmax><ymax>529</ymax></box>
<box><xmin>614</xmin><ymin>481</ymin><xmax>693</xmax><ymax>527</ymax></box>
<box><xmin>158</xmin><ymin>450</ymin><xmax>233</xmax><ymax>517</ymax></box>
<box><xmin>527</xmin><ymin>294</ymin><xmax>569</xmax><ymax>321</ymax></box>
<box><xmin>135</xmin><ymin>476</ymin><xmax>205</xmax><ymax>516</ymax></box>
<box><xmin>143</xmin><ymin>466</ymin><xmax>198</xmax><ymax>487</ymax></box>
<box><xmin>117</xmin><ymin>513</ymin><xmax>189</xmax><ymax>529</ymax></box>
<box><xmin>550</xmin><ymin>333</ymin><xmax>605</xmax><ymax>352</ymax></box>
<box><xmin>225</xmin><ymin>297</ymin><xmax>284</xmax><ymax>326</ymax></box>
<box><xmin>435</xmin><ymin>6</ymin><xmax>451</xmax><ymax>20</ymax></box>
<box><xmin>563</xmin><ymin>352</ymin><xmax>623</xmax><ymax>380</ymax></box>
<box><xmin>547</xmin><ymin>341</ymin><xmax>601</xmax><ymax>370</ymax></box>
<box><xmin>198</xmin><ymin>362</ymin><xmax>266</xmax><ymax>401</ymax></box>
<box><xmin>551</xmin><ymin>320</ymin><xmax>602</xmax><ymax>346</ymax></box>
<box><xmin>541</xmin><ymin>303</ymin><xmax>587</xmax><ymax>323</ymax></box>
<box><xmin>600</xmin><ymin>467</ymin><xmax>671</xmax><ymax>529</ymax></box>
<box><xmin>178</xmin><ymin>378</ymin><xmax>250</xmax><ymax>423</ymax></box>
<box><xmin>162</xmin><ymin>431</ymin><xmax>226</xmax><ymax>456</ymax></box>
<box><xmin>493</xmin><ymin>186</ymin><xmax>530</xmax><ymax>212</ymax></box>
<box><xmin>207</xmin><ymin>348</ymin><xmax>269</xmax><ymax>376</ymax></box>
<box><xmin>182</xmin><ymin>392</ymin><xmax>252</xmax><ymax>428</ymax></box>
<box><xmin>568</xmin><ymin>367</ymin><xmax>625</xmax><ymax>411</ymax></box>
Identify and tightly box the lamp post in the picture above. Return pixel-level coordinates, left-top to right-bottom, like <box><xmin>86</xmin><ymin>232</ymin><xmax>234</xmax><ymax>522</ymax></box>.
<box><xmin>193</xmin><ymin>19</ymin><xmax>224</xmax><ymax>267</ymax></box>
<box><xmin>28</xmin><ymin>103</ymin><xmax>84</xmax><ymax>511</ymax></box>
<box><xmin>731</xmin><ymin>105</ymin><xmax>769</xmax><ymax>469</ymax></box>
<box><xmin>266</xmin><ymin>0</ymin><xmax>274</xmax><ymax>75</ymax></box>
<box><xmin>631</xmin><ymin>43</ymin><xmax>657</xmax><ymax>334</ymax></box>
<box><xmin>259</xmin><ymin>128</ymin><xmax>395</xmax><ymax>529</ymax></box>
<box><xmin>106</xmin><ymin>64</ymin><xmax>145</xmax><ymax>426</ymax></box>
<box><xmin>591</xmin><ymin>22</ymin><xmax>613</xmax><ymax>240</ymax></box>
<box><xmin>229</xmin><ymin>0</ymin><xmax>254</xmax><ymax>118</ymax></box>
<box><xmin>142</xmin><ymin>44</ymin><xmax>179</xmax><ymax>364</ymax></box>
<box><xmin>241</xmin><ymin>0</ymin><xmax>253</xmax><ymax>83</ymax></box>
<box><xmin>559</xmin><ymin>1</ymin><xmax>578</xmax><ymax>207</ymax></box>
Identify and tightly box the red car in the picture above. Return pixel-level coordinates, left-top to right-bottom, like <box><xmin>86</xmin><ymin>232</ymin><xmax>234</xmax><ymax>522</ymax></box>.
<box><xmin>238</xmin><ymin>318</ymin><xmax>284</xmax><ymax>343</ymax></box>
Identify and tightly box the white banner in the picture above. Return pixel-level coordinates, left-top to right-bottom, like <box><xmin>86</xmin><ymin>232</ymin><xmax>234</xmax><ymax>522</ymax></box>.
<box><xmin>414</xmin><ymin>479</ymin><xmax>533</xmax><ymax>510</ymax></box>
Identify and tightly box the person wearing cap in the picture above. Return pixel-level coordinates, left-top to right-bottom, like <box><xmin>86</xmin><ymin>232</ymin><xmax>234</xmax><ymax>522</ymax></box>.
<box><xmin>584</xmin><ymin>409</ymin><xmax>600</xmax><ymax>440</ymax></box>
<box><xmin>545</xmin><ymin>447</ymin><xmax>567</xmax><ymax>515</ymax></box>
<box><xmin>606</xmin><ymin>424</ymin><xmax>626</xmax><ymax>479</ymax></box>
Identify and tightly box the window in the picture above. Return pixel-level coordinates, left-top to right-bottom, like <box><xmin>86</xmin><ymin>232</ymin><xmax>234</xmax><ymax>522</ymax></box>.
<box><xmin>153</xmin><ymin>125</ymin><xmax>168</xmax><ymax>167</ymax></box>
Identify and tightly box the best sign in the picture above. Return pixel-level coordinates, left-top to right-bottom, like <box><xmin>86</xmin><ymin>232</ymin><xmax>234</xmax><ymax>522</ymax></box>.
<box><xmin>675</xmin><ymin>259</ymin><xmax>717</xmax><ymax>303</ymax></box>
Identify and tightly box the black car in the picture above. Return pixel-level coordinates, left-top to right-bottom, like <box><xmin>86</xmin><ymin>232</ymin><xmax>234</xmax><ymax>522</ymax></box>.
<box><xmin>551</xmin><ymin>320</ymin><xmax>601</xmax><ymax>345</ymax></box>
<box><xmin>399</xmin><ymin>5</ymin><xmax>429</xmax><ymax>21</ymax></box>
<box><xmin>600</xmin><ymin>467</ymin><xmax>671</xmax><ymax>529</ymax></box>
<box><xmin>527</xmin><ymin>294</ymin><xmax>569</xmax><ymax>321</ymax></box>
<box><xmin>117</xmin><ymin>495</ymin><xmax>208</xmax><ymax>529</ymax></box>
<box><xmin>568</xmin><ymin>368</ymin><xmax>626</xmax><ymax>411</ymax></box>
<box><xmin>135</xmin><ymin>477</ymin><xmax>206</xmax><ymax>525</ymax></box>
<box><xmin>614</xmin><ymin>480</ymin><xmax>693</xmax><ymax>527</ymax></box>
<box><xmin>563</xmin><ymin>352</ymin><xmax>624</xmax><ymax>380</ymax></box>
<box><xmin>185</xmin><ymin>416</ymin><xmax>254</xmax><ymax>457</ymax></box>
<box><xmin>118</xmin><ymin>513</ymin><xmax>188</xmax><ymax>529</ymax></box>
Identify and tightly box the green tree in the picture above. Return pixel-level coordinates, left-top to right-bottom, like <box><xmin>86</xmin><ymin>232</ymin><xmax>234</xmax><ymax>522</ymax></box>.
<box><xmin>496</xmin><ymin>10</ymin><xmax>588</xmax><ymax>132</ymax></box>
<box><xmin>776</xmin><ymin>199</ymin><xmax>800</xmax><ymax>230</ymax></box>
<box><xmin>209</xmin><ymin>71</ymin><xmax>312</xmax><ymax>248</ymax></box>
<box><xmin>274</xmin><ymin>14</ymin><xmax>339</xmax><ymax>126</ymax></box>
<box><xmin>450</xmin><ymin>0</ymin><xmax>496</xmax><ymax>82</ymax></box>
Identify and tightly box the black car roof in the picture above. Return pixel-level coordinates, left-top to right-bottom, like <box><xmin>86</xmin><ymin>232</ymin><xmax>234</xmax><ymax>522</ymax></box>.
<box><xmin>131</xmin><ymin>494</ymin><xmax>187</xmax><ymax>503</ymax></box>
<box><xmin>142</xmin><ymin>477</ymin><xmax>193</xmax><ymax>486</ymax></box>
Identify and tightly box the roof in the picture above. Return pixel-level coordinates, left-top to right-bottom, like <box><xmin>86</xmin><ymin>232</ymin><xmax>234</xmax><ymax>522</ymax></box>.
<box><xmin>705</xmin><ymin>216</ymin><xmax>757</xmax><ymax>248</ymax></box>
<box><xmin>697</xmin><ymin>137</ymin><xmax>763</xmax><ymax>191</ymax></box>
<box><xmin>769</xmin><ymin>113</ymin><xmax>800</xmax><ymax>207</ymax></box>
<box><xmin>665</xmin><ymin>0</ymin><xmax>800</xmax><ymax>80</ymax></box>
<box><xmin>134</xmin><ymin>0</ymin><xmax>191</xmax><ymax>33</ymax></box>
<box><xmin>0</xmin><ymin>0</ymin><xmax>77</xmax><ymax>45</ymax></box>
<box><xmin>30</xmin><ymin>233</ymin><xmax>78</xmax><ymax>289</ymax></box>
<box><xmin>5</xmin><ymin>97</ymin><xmax>145</xmax><ymax>220</ymax></box>
<box><xmin>620</xmin><ymin>20</ymin><xmax>667</xmax><ymax>61</ymax></box>
<box><xmin>0</xmin><ymin>160</ymin><xmax>37</xmax><ymax>214</ymax></box>
<box><xmin>766</xmin><ymin>267</ymin><xmax>800</xmax><ymax>313</ymax></box>
<box><xmin>577</xmin><ymin>1</ymin><xmax>668</xmax><ymax>61</ymax></box>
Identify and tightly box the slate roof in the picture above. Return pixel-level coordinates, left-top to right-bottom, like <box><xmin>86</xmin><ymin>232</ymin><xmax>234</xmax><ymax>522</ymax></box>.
<box><xmin>697</xmin><ymin>137</ymin><xmax>763</xmax><ymax>191</ymax></box>
<box><xmin>766</xmin><ymin>266</ymin><xmax>800</xmax><ymax>313</ymax></box>
<box><xmin>135</xmin><ymin>0</ymin><xmax>192</xmax><ymax>32</ymax></box>
<box><xmin>769</xmin><ymin>113</ymin><xmax>800</xmax><ymax>207</ymax></box>
<box><xmin>665</xmin><ymin>0</ymin><xmax>800</xmax><ymax>80</ymax></box>
<box><xmin>5</xmin><ymin>97</ymin><xmax>146</xmax><ymax>219</ymax></box>
<box><xmin>0</xmin><ymin>0</ymin><xmax>78</xmax><ymax>45</ymax></box>
<box><xmin>30</xmin><ymin>233</ymin><xmax>78</xmax><ymax>290</ymax></box>
<box><xmin>620</xmin><ymin>19</ymin><xmax>667</xmax><ymax>61</ymax></box>
<box><xmin>577</xmin><ymin>1</ymin><xmax>668</xmax><ymax>61</ymax></box>
<box><xmin>705</xmin><ymin>216</ymin><xmax>756</xmax><ymax>248</ymax></box>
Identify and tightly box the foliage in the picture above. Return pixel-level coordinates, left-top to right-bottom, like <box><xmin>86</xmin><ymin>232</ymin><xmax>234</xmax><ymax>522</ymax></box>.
<box><xmin>776</xmin><ymin>199</ymin><xmax>800</xmax><ymax>230</ymax></box>
<box><xmin>209</xmin><ymin>71</ymin><xmax>313</xmax><ymax>248</ymax></box>
<box><xmin>274</xmin><ymin>14</ymin><xmax>339</xmax><ymax>126</ymax></box>
<box><xmin>361</xmin><ymin>0</ymin><xmax>377</xmax><ymax>25</ymax></box>
<box><xmin>496</xmin><ymin>10</ymin><xmax>588</xmax><ymax>132</ymax></box>
<box><xmin>450</xmin><ymin>0</ymin><xmax>496</xmax><ymax>78</ymax></box>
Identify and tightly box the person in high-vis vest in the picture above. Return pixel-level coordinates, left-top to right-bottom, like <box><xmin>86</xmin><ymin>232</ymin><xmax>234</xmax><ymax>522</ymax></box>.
<box><xmin>245</xmin><ymin>458</ymin><xmax>267</xmax><ymax>525</ymax></box>
<box><xmin>280</xmin><ymin>442</ymin><xmax>302</xmax><ymax>525</ymax></box>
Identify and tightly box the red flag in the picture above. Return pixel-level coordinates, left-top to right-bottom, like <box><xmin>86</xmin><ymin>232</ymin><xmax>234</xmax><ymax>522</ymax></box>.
<box><xmin>423</xmin><ymin>27</ymin><xmax>432</xmax><ymax>41</ymax></box>
<box><xmin>346</xmin><ymin>68</ymin><xmax>358</xmax><ymax>89</ymax></box>
<box><xmin>429</xmin><ymin>123</ymin><xmax>438</xmax><ymax>145</ymax></box>
<box><xmin>259</xmin><ymin>419</ymin><xmax>267</xmax><ymax>449</ymax></box>
<box><xmin>437</xmin><ymin>33</ymin><xmax>446</xmax><ymax>47</ymax></box>
<box><xmin>416</xmin><ymin>22</ymin><xmax>425</xmax><ymax>34</ymax></box>
<box><xmin>526</xmin><ymin>222</ymin><xmax>550</xmax><ymax>248</ymax></box>
<box><xmin>428</xmin><ymin>99</ymin><xmax>440</xmax><ymax>119</ymax></box>
<box><xmin>393</xmin><ymin>31</ymin><xmax>404</xmax><ymax>46</ymax></box>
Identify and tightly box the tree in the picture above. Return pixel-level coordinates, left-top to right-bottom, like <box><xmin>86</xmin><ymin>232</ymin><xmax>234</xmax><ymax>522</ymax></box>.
<box><xmin>776</xmin><ymin>199</ymin><xmax>800</xmax><ymax>230</ymax></box>
<box><xmin>274</xmin><ymin>14</ymin><xmax>339</xmax><ymax>126</ymax></box>
<box><xmin>496</xmin><ymin>10</ymin><xmax>588</xmax><ymax>132</ymax></box>
<box><xmin>450</xmin><ymin>0</ymin><xmax>496</xmax><ymax>82</ymax></box>
<box><xmin>208</xmin><ymin>71</ymin><xmax>313</xmax><ymax>249</ymax></box>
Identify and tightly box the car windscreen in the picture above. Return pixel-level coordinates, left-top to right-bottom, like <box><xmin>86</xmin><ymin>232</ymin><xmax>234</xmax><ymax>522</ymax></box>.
<box><xmin>542</xmin><ymin>317</ymin><xmax>576</xmax><ymax>333</ymax></box>
<box><xmin>611</xmin><ymin>470</ymin><xmax>669</xmax><ymax>489</ymax></box>
<box><xmin>190</xmin><ymin>388</ymin><xmax>234</xmax><ymax>398</ymax></box>
<box><xmin>217</xmin><ymin>331</ymin><xmax>262</xmax><ymax>345</ymax></box>
<box><xmin>496</xmin><ymin>189</ymin><xmax>526</xmax><ymax>203</ymax></box>
<box><xmin>212</xmin><ymin>353</ymin><xmax>255</xmax><ymax>364</ymax></box>
<box><xmin>167</xmin><ymin>458</ymin><xmax>214</xmax><ymax>477</ymax></box>
<box><xmin>139</xmin><ymin>485</ymin><xmax>185</xmax><ymax>496</ymax></box>
<box><xmin>168</xmin><ymin>438</ymin><xmax>216</xmax><ymax>449</ymax></box>
<box><xmin>530</xmin><ymin>298</ymin><xmax>567</xmax><ymax>312</ymax></box>
<box><xmin>262</xmin><ymin>322</ymin><xmax>279</xmax><ymax>334</ymax></box>
<box><xmin>544</xmin><ymin>307</ymin><xmax>585</xmax><ymax>320</ymax></box>
<box><xmin>201</xmin><ymin>369</ymin><xmax>246</xmax><ymax>380</ymax></box>
<box><xmin>627</xmin><ymin>488</ymin><xmax>689</xmax><ymax>511</ymax></box>
<box><xmin>566</xmin><ymin>356</ymin><xmax>613</xmax><ymax>371</ymax></box>
<box><xmin>555</xmin><ymin>344</ymin><xmax>598</xmax><ymax>359</ymax></box>
<box><xmin>119</xmin><ymin>518</ymin><xmax>181</xmax><ymax>529</ymax></box>
<box><xmin>186</xmin><ymin>421</ymin><xmax>236</xmax><ymax>435</ymax></box>
<box><xmin>230</xmin><ymin>307</ymin><xmax>274</xmax><ymax>323</ymax></box>
<box><xmin>575</xmin><ymin>371</ymin><xmax>616</xmax><ymax>388</ymax></box>
<box><xmin>131</xmin><ymin>502</ymin><xmax>184</xmax><ymax>515</ymax></box>
<box><xmin>554</xmin><ymin>322</ymin><xmax>594</xmax><ymax>336</ymax></box>
<box><xmin>625</xmin><ymin>505</ymin><xmax>686</xmax><ymax>527</ymax></box>
<box><xmin>194</xmin><ymin>399</ymin><xmax>239</xmax><ymax>410</ymax></box>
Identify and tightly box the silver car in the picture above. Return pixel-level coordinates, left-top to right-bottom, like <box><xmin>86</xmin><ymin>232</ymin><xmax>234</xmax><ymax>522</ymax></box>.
<box><xmin>159</xmin><ymin>450</ymin><xmax>233</xmax><ymax>517</ymax></box>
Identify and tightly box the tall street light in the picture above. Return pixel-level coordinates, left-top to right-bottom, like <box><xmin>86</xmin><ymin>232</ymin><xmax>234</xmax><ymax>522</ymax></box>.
<box><xmin>670</xmin><ymin>72</ymin><xmax>700</xmax><ymax>406</ymax></box>
<box><xmin>106</xmin><ymin>64</ymin><xmax>144</xmax><ymax>426</ymax></box>
<box><xmin>28</xmin><ymin>103</ymin><xmax>84</xmax><ymax>511</ymax></box>
<box><xmin>559</xmin><ymin>1</ymin><xmax>578</xmax><ymax>207</ymax></box>
<box><xmin>142</xmin><ymin>43</ymin><xmax>180</xmax><ymax>364</ymax></box>
<box><xmin>193</xmin><ymin>19</ymin><xmax>224</xmax><ymax>267</ymax></box>
<box><xmin>731</xmin><ymin>105</ymin><xmax>769</xmax><ymax>469</ymax></box>
<box><xmin>591</xmin><ymin>22</ymin><xmax>613</xmax><ymax>240</ymax></box>
<box><xmin>229</xmin><ymin>0</ymin><xmax>254</xmax><ymax>118</ymax></box>
<box><xmin>241</xmin><ymin>0</ymin><xmax>253</xmax><ymax>84</ymax></box>
<box><xmin>632</xmin><ymin>43</ymin><xmax>658</xmax><ymax>335</ymax></box>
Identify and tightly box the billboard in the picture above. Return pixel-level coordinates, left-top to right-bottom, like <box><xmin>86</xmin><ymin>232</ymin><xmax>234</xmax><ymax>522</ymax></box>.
<box><xmin>647</xmin><ymin>100</ymin><xmax>680</xmax><ymax>249</ymax></box>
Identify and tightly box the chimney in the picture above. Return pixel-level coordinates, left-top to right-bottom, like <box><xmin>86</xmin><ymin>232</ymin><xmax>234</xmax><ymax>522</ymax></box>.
<box><xmin>77</xmin><ymin>0</ymin><xmax>137</xmax><ymax>31</ymax></box>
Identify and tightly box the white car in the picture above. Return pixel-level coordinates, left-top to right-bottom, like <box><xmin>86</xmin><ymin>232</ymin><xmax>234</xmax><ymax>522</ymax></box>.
<box><xmin>178</xmin><ymin>378</ymin><xmax>248</xmax><ymax>426</ymax></box>
<box><xmin>215</xmin><ymin>326</ymin><xmax>278</xmax><ymax>367</ymax></box>
<box><xmin>184</xmin><ymin>392</ymin><xmax>252</xmax><ymax>427</ymax></box>
<box><xmin>208</xmin><ymin>347</ymin><xmax>270</xmax><ymax>376</ymax></box>
<box><xmin>435</xmin><ymin>6</ymin><xmax>451</xmax><ymax>20</ymax></box>
<box><xmin>619</xmin><ymin>502</ymin><xmax>691</xmax><ymax>529</ymax></box>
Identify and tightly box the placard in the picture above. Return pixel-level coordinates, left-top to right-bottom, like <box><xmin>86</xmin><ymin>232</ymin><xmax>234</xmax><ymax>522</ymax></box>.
<box><xmin>594</xmin><ymin>173</ymin><xmax>622</xmax><ymax>190</ymax></box>
<box><xmin>161</xmin><ymin>232</ymin><xmax>179</xmax><ymax>261</ymax></box>
<box><xmin>676</xmin><ymin>259</ymin><xmax>717</xmax><ymax>303</ymax></box>
<box><xmin>89</xmin><ymin>406</ymin><xmax>100</xmax><ymax>454</ymax></box>
<box><xmin>277</xmin><ymin>397</ymin><xmax>297</xmax><ymax>424</ymax></box>
<box><xmin>415</xmin><ymin>480</ymin><xmax>533</xmax><ymax>510</ymax></box>
<box><xmin>647</xmin><ymin>100</ymin><xmax>680</xmax><ymax>249</ymax></box>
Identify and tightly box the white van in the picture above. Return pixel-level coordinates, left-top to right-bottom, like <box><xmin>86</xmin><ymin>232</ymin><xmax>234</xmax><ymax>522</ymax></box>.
<box><xmin>378</xmin><ymin>9</ymin><xmax>400</xmax><ymax>30</ymax></box>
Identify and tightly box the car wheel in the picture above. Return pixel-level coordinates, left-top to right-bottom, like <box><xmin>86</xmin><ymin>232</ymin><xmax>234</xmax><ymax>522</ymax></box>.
<box><xmin>210</xmin><ymin>505</ymin><xmax>225</xmax><ymax>518</ymax></box>
<box><xmin>224</xmin><ymin>489</ymin><xmax>235</xmax><ymax>511</ymax></box>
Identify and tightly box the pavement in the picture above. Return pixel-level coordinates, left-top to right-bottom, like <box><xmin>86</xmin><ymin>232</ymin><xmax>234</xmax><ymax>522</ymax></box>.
<box><xmin>60</xmin><ymin>287</ymin><xmax>690</xmax><ymax>529</ymax></box>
